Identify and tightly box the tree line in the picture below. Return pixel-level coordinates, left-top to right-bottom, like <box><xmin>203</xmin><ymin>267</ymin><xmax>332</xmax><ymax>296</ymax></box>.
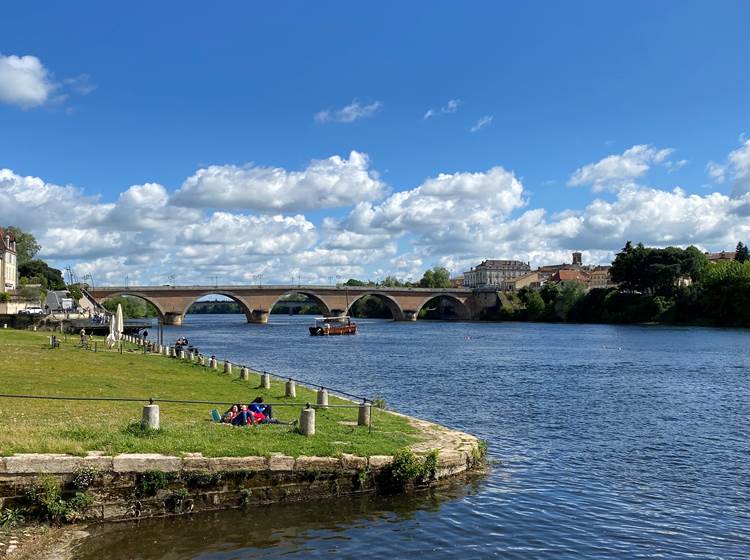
<box><xmin>503</xmin><ymin>242</ymin><xmax>750</xmax><ymax>327</ymax></box>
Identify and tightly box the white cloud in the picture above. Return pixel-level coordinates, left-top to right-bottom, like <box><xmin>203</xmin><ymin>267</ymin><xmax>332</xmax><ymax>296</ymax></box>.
<box><xmin>470</xmin><ymin>115</ymin><xmax>493</xmax><ymax>133</ymax></box>
<box><xmin>0</xmin><ymin>54</ymin><xmax>55</xmax><ymax>108</ymax></box>
<box><xmin>314</xmin><ymin>99</ymin><xmax>383</xmax><ymax>123</ymax></box>
<box><xmin>568</xmin><ymin>144</ymin><xmax>674</xmax><ymax>191</ymax></box>
<box><xmin>4</xmin><ymin>141</ymin><xmax>750</xmax><ymax>286</ymax></box>
<box><xmin>706</xmin><ymin>139</ymin><xmax>750</xmax><ymax>197</ymax></box>
<box><xmin>172</xmin><ymin>151</ymin><xmax>386</xmax><ymax>212</ymax></box>
<box><xmin>424</xmin><ymin>99</ymin><xmax>462</xmax><ymax>120</ymax></box>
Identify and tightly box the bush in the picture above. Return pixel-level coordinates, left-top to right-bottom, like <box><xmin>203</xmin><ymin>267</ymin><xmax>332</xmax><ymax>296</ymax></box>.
<box><xmin>390</xmin><ymin>449</ymin><xmax>439</xmax><ymax>485</ymax></box>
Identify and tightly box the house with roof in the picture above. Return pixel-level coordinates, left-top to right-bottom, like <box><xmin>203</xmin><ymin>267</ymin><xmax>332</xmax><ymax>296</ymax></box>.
<box><xmin>550</xmin><ymin>268</ymin><xmax>590</xmax><ymax>287</ymax></box>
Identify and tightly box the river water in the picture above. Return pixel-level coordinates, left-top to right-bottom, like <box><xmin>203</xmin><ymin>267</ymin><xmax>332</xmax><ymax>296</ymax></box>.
<box><xmin>75</xmin><ymin>315</ymin><xmax>750</xmax><ymax>559</ymax></box>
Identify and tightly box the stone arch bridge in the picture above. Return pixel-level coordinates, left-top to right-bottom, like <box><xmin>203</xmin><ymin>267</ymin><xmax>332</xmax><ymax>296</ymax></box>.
<box><xmin>87</xmin><ymin>285</ymin><xmax>483</xmax><ymax>325</ymax></box>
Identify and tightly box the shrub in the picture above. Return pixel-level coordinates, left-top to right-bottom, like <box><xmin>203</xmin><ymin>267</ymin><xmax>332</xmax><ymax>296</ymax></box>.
<box><xmin>72</xmin><ymin>466</ymin><xmax>99</xmax><ymax>490</ymax></box>
<box><xmin>390</xmin><ymin>449</ymin><xmax>439</xmax><ymax>485</ymax></box>
<box><xmin>135</xmin><ymin>470</ymin><xmax>175</xmax><ymax>497</ymax></box>
<box><xmin>0</xmin><ymin>507</ymin><xmax>24</xmax><ymax>528</ymax></box>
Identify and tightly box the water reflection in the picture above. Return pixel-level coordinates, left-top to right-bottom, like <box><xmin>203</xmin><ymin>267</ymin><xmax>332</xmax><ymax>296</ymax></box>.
<box><xmin>74</xmin><ymin>478</ymin><xmax>484</xmax><ymax>559</ymax></box>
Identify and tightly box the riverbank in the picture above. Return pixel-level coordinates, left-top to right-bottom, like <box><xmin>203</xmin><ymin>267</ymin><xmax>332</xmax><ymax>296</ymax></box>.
<box><xmin>0</xmin><ymin>328</ymin><xmax>484</xmax><ymax>551</ymax></box>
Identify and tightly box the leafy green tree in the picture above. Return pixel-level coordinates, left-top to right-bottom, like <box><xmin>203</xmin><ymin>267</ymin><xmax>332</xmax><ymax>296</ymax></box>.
<box><xmin>525</xmin><ymin>291</ymin><xmax>545</xmax><ymax>320</ymax></box>
<box><xmin>555</xmin><ymin>280</ymin><xmax>587</xmax><ymax>321</ymax></box>
<box><xmin>419</xmin><ymin>266</ymin><xmax>451</xmax><ymax>288</ymax></box>
<box><xmin>67</xmin><ymin>284</ymin><xmax>83</xmax><ymax>302</ymax></box>
<box><xmin>102</xmin><ymin>296</ymin><xmax>158</xmax><ymax>319</ymax></box>
<box><xmin>344</xmin><ymin>279</ymin><xmax>367</xmax><ymax>286</ymax></box>
<box><xmin>539</xmin><ymin>282</ymin><xmax>560</xmax><ymax>305</ymax></box>
<box><xmin>18</xmin><ymin>260</ymin><xmax>65</xmax><ymax>290</ymax></box>
<box><xmin>735</xmin><ymin>241</ymin><xmax>750</xmax><ymax>263</ymax></box>
<box><xmin>3</xmin><ymin>226</ymin><xmax>40</xmax><ymax>266</ymax></box>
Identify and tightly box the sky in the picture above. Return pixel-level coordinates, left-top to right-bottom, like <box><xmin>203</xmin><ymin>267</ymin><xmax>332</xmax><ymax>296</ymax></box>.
<box><xmin>1</xmin><ymin>1</ymin><xmax>750</xmax><ymax>286</ymax></box>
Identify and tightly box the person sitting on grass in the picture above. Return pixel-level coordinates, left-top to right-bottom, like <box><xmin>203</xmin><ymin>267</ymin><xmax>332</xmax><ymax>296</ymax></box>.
<box><xmin>249</xmin><ymin>396</ymin><xmax>273</xmax><ymax>420</ymax></box>
<box><xmin>231</xmin><ymin>404</ymin><xmax>255</xmax><ymax>426</ymax></box>
<box><xmin>221</xmin><ymin>404</ymin><xmax>239</xmax><ymax>423</ymax></box>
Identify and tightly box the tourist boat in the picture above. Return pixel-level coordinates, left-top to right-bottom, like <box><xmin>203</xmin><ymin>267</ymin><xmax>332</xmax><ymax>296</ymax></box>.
<box><xmin>309</xmin><ymin>316</ymin><xmax>357</xmax><ymax>336</ymax></box>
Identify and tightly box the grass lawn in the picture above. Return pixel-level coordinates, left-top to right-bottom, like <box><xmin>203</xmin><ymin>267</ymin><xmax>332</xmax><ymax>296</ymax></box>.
<box><xmin>0</xmin><ymin>329</ymin><xmax>418</xmax><ymax>458</ymax></box>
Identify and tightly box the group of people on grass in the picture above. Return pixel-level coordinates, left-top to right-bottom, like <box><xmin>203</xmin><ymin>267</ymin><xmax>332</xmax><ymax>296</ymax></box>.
<box><xmin>221</xmin><ymin>397</ymin><xmax>290</xmax><ymax>426</ymax></box>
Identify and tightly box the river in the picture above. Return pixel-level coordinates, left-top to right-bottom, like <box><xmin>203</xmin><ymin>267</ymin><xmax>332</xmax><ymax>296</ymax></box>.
<box><xmin>74</xmin><ymin>315</ymin><xmax>750</xmax><ymax>559</ymax></box>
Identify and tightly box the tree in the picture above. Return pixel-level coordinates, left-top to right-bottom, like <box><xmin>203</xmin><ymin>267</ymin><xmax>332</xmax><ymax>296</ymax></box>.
<box><xmin>525</xmin><ymin>291</ymin><xmax>545</xmax><ymax>321</ymax></box>
<box><xmin>3</xmin><ymin>226</ymin><xmax>40</xmax><ymax>266</ymax></box>
<box><xmin>736</xmin><ymin>242</ymin><xmax>750</xmax><ymax>263</ymax></box>
<box><xmin>344</xmin><ymin>279</ymin><xmax>367</xmax><ymax>286</ymax></box>
<box><xmin>419</xmin><ymin>266</ymin><xmax>451</xmax><ymax>288</ymax></box>
<box><xmin>555</xmin><ymin>280</ymin><xmax>587</xmax><ymax>321</ymax></box>
<box><xmin>18</xmin><ymin>260</ymin><xmax>65</xmax><ymax>290</ymax></box>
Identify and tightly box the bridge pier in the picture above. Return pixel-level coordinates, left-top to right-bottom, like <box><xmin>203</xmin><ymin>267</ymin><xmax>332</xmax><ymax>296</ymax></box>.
<box><xmin>401</xmin><ymin>310</ymin><xmax>418</xmax><ymax>321</ymax></box>
<box><xmin>163</xmin><ymin>313</ymin><xmax>183</xmax><ymax>326</ymax></box>
<box><xmin>249</xmin><ymin>309</ymin><xmax>269</xmax><ymax>324</ymax></box>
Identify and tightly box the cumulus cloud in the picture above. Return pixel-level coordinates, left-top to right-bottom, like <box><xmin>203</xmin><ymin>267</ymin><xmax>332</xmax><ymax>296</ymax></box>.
<box><xmin>568</xmin><ymin>144</ymin><xmax>674</xmax><ymax>191</ymax></box>
<box><xmin>0</xmin><ymin>54</ymin><xmax>56</xmax><ymax>108</ymax></box>
<box><xmin>0</xmin><ymin>54</ymin><xmax>93</xmax><ymax>109</ymax></box>
<box><xmin>706</xmin><ymin>139</ymin><xmax>750</xmax><ymax>197</ymax></box>
<box><xmin>424</xmin><ymin>99</ymin><xmax>462</xmax><ymax>120</ymax></box>
<box><xmin>470</xmin><ymin>115</ymin><xmax>493</xmax><ymax>133</ymax></box>
<box><xmin>3</xmin><ymin>141</ymin><xmax>750</xmax><ymax>286</ymax></box>
<box><xmin>172</xmin><ymin>151</ymin><xmax>385</xmax><ymax>212</ymax></box>
<box><xmin>314</xmin><ymin>99</ymin><xmax>383</xmax><ymax>123</ymax></box>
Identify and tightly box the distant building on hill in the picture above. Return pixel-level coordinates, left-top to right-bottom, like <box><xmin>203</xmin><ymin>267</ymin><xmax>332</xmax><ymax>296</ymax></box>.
<box><xmin>0</xmin><ymin>228</ymin><xmax>18</xmax><ymax>291</ymax></box>
<box><xmin>463</xmin><ymin>259</ymin><xmax>531</xmax><ymax>288</ymax></box>
<box><xmin>550</xmin><ymin>268</ymin><xmax>590</xmax><ymax>286</ymax></box>
<box><xmin>705</xmin><ymin>251</ymin><xmax>736</xmax><ymax>262</ymax></box>
<box><xmin>588</xmin><ymin>265</ymin><xmax>616</xmax><ymax>289</ymax></box>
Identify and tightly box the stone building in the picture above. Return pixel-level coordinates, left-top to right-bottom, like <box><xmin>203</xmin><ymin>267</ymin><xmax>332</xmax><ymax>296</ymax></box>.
<box><xmin>0</xmin><ymin>228</ymin><xmax>18</xmax><ymax>291</ymax></box>
<box><xmin>550</xmin><ymin>269</ymin><xmax>590</xmax><ymax>286</ymax></box>
<box><xmin>588</xmin><ymin>265</ymin><xmax>616</xmax><ymax>289</ymax></box>
<box><xmin>463</xmin><ymin>259</ymin><xmax>531</xmax><ymax>288</ymax></box>
<box><xmin>705</xmin><ymin>251</ymin><xmax>736</xmax><ymax>262</ymax></box>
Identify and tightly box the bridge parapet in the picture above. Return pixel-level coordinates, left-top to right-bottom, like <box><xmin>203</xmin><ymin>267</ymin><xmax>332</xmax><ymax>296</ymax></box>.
<box><xmin>87</xmin><ymin>284</ymin><xmax>484</xmax><ymax>325</ymax></box>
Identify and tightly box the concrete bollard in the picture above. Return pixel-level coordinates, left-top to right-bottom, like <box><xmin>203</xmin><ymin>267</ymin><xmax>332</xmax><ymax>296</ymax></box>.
<box><xmin>240</xmin><ymin>367</ymin><xmax>249</xmax><ymax>381</ymax></box>
<box><xmin>358</xmin><ymin>402</ymin><xmax>371</xmax><ymax>427</ymax></box>
<box><xmin>210</xmin><ymin>357</ymin><xmax>218</xmax><ymax>369</ymax></box>
<box><xmin>299</xmin><ymin>404</ymin><xmax>315</xmax><ymax>436</ymax></box>
<box><xmin>179</xmin><ymin>349</ymin><xmax>186</xmax><ymax>359</ymax></box>
<box><xmin>142</xmin><ymin>404</ymin><xmax>160</xmax><ymax>430</ymax></box>
<box><xmin>285</xmin><ymin>379</ymin><xmax>296</xmax><ymax>398</ymax></box>
<box><xmin>316</xmin><ymin>388</ymin><xmax>328</xmax><ymax>408</ymax></box>
<box><xmin>162</xmin><ymin>345</ymin><xmax>169</xmax><ymax>356</ymax></box>
<box><xmin>3</xmin><ymin>324</ymin><xmax>6</xmax><ymax>329</ymax></box>
<box><xmin>199</xmin><ymin>355</ymin><xmax>206</xmax><ymax>366</ymax></box>
<box><xmin>261</xmin><ymin>373</ymin><xmax>271</xmax><ymax>389</ymax></box>
<box><xmin>223</xmin><ymin>361</ymin><xmax>232</xmax><ymax>374</ymax></box>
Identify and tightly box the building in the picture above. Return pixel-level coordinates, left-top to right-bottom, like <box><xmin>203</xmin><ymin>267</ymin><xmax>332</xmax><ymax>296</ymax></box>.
<box><xmin>550</xmin><ymin>269</ymin><xmax>590</xmax><ymax>287</ymax></box>
<box><xmin>588</xmin><ymin>265</ymin><xmax>616</xmax><ymax>289</ymax></box>
<box><xmin>463</xmin><ymin>259</ymin><xmax>531</xmax><ymax>289</ymax></box>
<box><xmin>0</xmin><ymin>228</ymin><xmax>18</xmax><ymax>291</ymax></box>
<box><xmin>705</xmin><ymin>251</ymin><xmax>736</xmax><ymax>262</ymax></box>
<box><xmin>506</xmin><ymin>271</ymin><xmax>543</xmax><ymax>291</ymax></box>
<box><xmin>449</xmin><ymin>276</ymin><xmax>465</xmax><ymax>288</ymax></box>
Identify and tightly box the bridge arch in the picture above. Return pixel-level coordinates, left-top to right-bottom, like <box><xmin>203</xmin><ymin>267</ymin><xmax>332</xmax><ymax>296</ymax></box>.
<box><xmin>179</xmin><ymin>291</ymin><xmax>254</xmax><ymax>322</ymax></box>
<box><xmin>97</xmin><ymin>291</ymin><xmax>167</xmax><ymax>320</ymax></box>
<box><xmin>346</xmin><ymin>292</ymin><xmax>405</xmax><ymax>321</ymax></box>
<box><xmin>415</xmin><ymin>293</ymin><xmax>471</xmax><ymax>321</ymax></box>
<box><xmin>267</xmin><ymin>291</ymin><xmax>332</xmax><ymax>317</ymax></box>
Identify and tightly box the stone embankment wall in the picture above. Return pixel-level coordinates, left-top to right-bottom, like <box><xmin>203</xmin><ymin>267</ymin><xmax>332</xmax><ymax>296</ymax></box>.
<box><xmin>0</xmin><ymin>428</ymin><xmax>483</xmax><ymax>522</ymax></box>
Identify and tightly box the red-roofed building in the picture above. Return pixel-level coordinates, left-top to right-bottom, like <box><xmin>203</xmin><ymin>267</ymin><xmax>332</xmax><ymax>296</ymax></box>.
<box><xmin>550</xmin><ymin>268</ymin><xmax>590</xmax><ymax>287</ymax></box>
<box><xmin>705</xmin><ymin>251</ymin><xmax>736</xmax><ymax>262</ymax></box>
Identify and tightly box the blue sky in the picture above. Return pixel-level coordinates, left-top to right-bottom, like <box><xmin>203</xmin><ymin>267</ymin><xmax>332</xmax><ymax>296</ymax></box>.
<box><xmin>1</xmin><ymin>1</ymin><xmax>750</xmax><ymax>285</ymax></box>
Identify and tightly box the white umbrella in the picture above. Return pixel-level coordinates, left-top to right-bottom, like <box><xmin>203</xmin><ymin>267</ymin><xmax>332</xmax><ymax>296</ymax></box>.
<box><xmin>106</xmin><ymin>314</ymin><xmax>116</xmax><ymax>349</ymax></box>
<box><xmin>115</xmin><ymin>303</ymin><xmax>124</xmax><ymax>341</ymax></box>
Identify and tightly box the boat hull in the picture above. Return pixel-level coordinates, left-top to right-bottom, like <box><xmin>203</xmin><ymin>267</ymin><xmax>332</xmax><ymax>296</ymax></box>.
<box><xmin>309</xmin><ymin>325</ymin><xmax>357</xmax><ymax>336</ymax></box>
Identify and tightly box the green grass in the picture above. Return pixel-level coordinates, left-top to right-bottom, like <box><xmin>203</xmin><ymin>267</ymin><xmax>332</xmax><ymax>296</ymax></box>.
<box><xmin>0</xmin><ymin>329</ymin><xmax>418</xmax><ymax>457</ymax></box>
